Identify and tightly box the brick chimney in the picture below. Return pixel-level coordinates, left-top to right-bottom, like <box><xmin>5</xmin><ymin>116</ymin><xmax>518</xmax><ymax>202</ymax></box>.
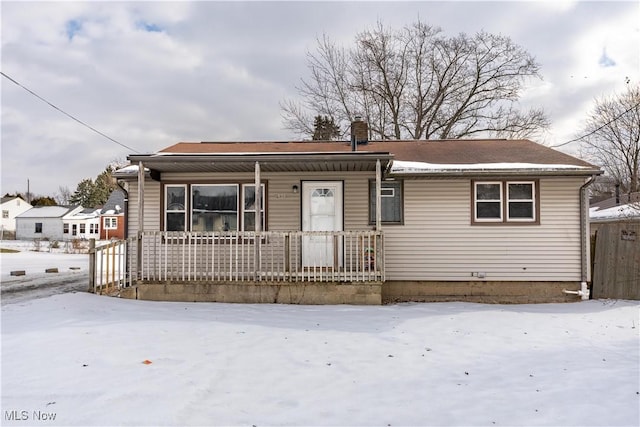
<box><xmin>350</xmin><ymin>116</ymin><xmax>368</xmax><ymax>151</ymax></box>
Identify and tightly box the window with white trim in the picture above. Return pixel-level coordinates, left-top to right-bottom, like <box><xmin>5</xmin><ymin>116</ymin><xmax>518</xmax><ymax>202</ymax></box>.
<box><xmin>103</xmin><ymin>217</ymin><xmax>117</xmax><ymax>229</ymax></box>
<box><xmin>63</xmin><ymin>223</ymin><xmax>69</xmax><ymax>234</ymax></box>
<box><xmin>80</xmin><ymin>224</ymin><xmax>86</xmax><ymax>234</ymax></box>
<box><xmin>2</xmin><ymin>210</ymin><xmax>8</xmax><ymax>219</ymax></box>
<box><xmin>369</xmin><ymin>180</ymin><xmax>403</xmax><ymax>224</ymax></box>
<box><xmin>473</xmin><ymin>180</ymin><xmax>537</xmax><ymax>224</ymax></box>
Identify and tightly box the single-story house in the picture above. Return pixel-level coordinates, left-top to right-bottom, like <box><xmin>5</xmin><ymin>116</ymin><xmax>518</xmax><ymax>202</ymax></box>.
<box><xmin>64</xmin><ymin>207</ymin><xmax>101</xmax><ymax>240</ymax></box>
<box><xmin>16</xmin><ymin>205</ymin><xmax>100</xmax><ymax>241</ymax></box>
<box><xmin>108</xmin><ymin>123</ymin><xmax>601</xmax><ymax>304</ymax></box>
<box><xmin>1</xmin><ymin>196</ymin><xmax>32</xmax><ymax>237</ymax></box>
<box><xmin>100</xmin><ymin>189</ymin><xmax>126</xmax><ymax>240</ymax></box>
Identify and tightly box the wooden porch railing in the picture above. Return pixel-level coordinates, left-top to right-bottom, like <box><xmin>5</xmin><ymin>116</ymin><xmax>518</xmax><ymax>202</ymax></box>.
<box><xmin>90</xmin><ymin>230</ymin><xmax>384</xmax><ymax>292</ymax></box>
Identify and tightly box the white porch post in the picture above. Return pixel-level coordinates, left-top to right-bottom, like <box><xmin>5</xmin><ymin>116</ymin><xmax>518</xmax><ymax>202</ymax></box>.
<box><xmin>254</xmin><ymin>161</ymin><xmax>261</xmax><ymax>281</ymax></box>
<box><xmin>254</xmin><ymin>161</ymin><xmax>261</xmax><ymax>233</ymax></box>
<box><xmin>375</xmin><ymin>159</ymin><xmax>382</xmax><ymax>231</ymax></box>
<box><xmin>137</xmin><ymin>161</ymin><xmax>144</xmax><ymax>233</ymax></box>
<box><xmin>137</xmin><ymin>161</ymin><xmax>144</xmax><ymax>282</ymax></box>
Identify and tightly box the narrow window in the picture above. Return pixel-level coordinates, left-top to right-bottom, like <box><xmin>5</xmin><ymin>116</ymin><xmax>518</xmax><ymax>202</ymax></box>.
<box><xmin>242</xmin><ymin>184</ymin><xmax>265</xmax><ymax>231</ymax></box>
<box><xmin>2</xmin><ymin>210</ymin><xmax>8</xmax><ymax>219</ymax></box>
<box><xmin>63</xmin><ymin>223</ymin><xmax>69</xmax><ymax>234</ymax></box>
<box><xmin>165</xmin><ymin>185</ymin><xmax>187</xmax><ymax>231</ymax></box>
<box><xmin>80</xmin><ymin>224</ymin><xmax>86</xmax><ymax>234</ymax></box>
<box><xmin>369</xmin><ymin>181</ymin><xmax>403</xmax><ymax>224</ymax></box>
<box><xmin>35</xmin><ymin>222</ymin><xmax>43</xmax><ymax>233</ymax></box>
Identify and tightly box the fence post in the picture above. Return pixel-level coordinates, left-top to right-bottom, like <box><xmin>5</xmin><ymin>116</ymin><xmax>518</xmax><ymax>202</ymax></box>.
<box><xmin>88</xmin><ymin>238</ymin><xmax>96</xmax><ymax>293</ymax></box>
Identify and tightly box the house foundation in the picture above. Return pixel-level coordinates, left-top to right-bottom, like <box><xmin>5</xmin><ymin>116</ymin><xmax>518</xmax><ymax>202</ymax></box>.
<box><xmin>382</xmin><ymin>281</ymin><xmax>583</xmax><ymax>304</ymax></box>
<box><xmin>119</xmin><ymin>281</ymin><xmax>382</xmax><ymax>305</ymax></box>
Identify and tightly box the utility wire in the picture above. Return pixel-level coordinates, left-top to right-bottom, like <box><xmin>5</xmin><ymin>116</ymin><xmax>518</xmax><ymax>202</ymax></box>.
<box><xmin>1</xmin><ymin>71</ymin><xmax>141</xmax><ymax>153</ymax></box>
<box><xmin>551</xmin><ymin>100</ymin><xmax>640</xmax><ymax>148</ymax></box>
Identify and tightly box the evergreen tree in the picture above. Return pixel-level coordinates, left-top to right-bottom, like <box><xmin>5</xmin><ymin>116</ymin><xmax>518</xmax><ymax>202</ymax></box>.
<box><xmin>312</xmin><ymin>115</ymin><xmax>341</xmax><ymax>140</ymax></box>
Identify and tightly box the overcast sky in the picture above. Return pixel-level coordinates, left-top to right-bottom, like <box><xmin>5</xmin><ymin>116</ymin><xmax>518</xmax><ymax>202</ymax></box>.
<box><xmin>2</xmin><ymin>1</ymin><xmax>639</xmax><ymax>199</ymax></box>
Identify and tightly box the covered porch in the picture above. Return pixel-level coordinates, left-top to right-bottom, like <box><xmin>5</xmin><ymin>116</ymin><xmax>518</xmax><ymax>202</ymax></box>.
<box><xmin>91</xmin><ymin>147</ymin><xmax>392</xmax><ymax>304</ymax></box>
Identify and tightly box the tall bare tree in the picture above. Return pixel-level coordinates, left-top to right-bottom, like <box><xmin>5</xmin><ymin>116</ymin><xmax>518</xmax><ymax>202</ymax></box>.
<box><xmin>282</xmin><ymin>19</ymin><xmax>549</xmax><ymax>140</ymax></box>
<box><xmin>579</xmin><ymin>83</ymin><xmax>640</xmax><ymax>194</ymax></box>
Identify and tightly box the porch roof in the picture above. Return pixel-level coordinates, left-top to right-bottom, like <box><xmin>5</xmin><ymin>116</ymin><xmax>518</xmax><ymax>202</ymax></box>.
<box><xmin>120</xmin><ymin>139</ymin><xmax>601</xmax><ymax>177</ymax></box>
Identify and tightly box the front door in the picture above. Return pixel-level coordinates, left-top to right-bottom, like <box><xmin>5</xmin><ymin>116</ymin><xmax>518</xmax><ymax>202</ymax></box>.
<box><xmin>302</xmin><ymin>181</ymin><xmax>343</xmax><ymax>267</ymax></box>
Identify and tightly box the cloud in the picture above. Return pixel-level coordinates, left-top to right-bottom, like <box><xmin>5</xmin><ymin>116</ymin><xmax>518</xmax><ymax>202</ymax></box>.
<box><xmin>1</xmin><ymin>1</ymin><xmax>639</xmax><ymax>198</ymax></box>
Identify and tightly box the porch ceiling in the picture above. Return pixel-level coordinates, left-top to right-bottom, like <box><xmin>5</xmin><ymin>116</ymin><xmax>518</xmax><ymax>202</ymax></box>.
<box><xmin>127</xmin><ymin>153</ymin><xmax>393</xmax><ymax>174</ymax></box>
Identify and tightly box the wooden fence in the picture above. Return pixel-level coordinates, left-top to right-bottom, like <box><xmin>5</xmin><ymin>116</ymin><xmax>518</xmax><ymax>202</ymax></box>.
<box><xmin>592</xmin><ymin>222</ymin><xmax>640</xmax><ymax>300</ymax></box>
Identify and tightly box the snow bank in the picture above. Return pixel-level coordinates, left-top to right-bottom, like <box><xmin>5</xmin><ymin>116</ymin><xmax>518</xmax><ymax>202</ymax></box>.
<box><xmin>2</xmin><ymin>294</ymin><xmax>638</xmax><ymax>426</ymax></box>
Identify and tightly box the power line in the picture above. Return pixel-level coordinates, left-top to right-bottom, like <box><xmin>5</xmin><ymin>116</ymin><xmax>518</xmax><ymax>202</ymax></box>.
<box><xmin>1</xmin><ymin>71</ymin><xmax>141</xmax><ymax>153</ymax></box>
<box><xmin>551</xmin><ymin>100</ymin><xmax>640</xmax><ymax>148</ymax></box>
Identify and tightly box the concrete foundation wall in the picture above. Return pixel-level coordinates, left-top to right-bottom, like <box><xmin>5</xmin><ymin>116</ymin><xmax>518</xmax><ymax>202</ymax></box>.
<box><xmin>120</xmin><ymin>282</ymin><xmax>382</xmax><ymax>305</ymax></box>
<box><xmin>117</xmin><ymin>280</ymin><xmax>582</xmax><ymax>305</ymax></box>
<box><xmin>382</xmin><ymin>281</ymin><xmax>583</xmax><ymax>304</ymax></box>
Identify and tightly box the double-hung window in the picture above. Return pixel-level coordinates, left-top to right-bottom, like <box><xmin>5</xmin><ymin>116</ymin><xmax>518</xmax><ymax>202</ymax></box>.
<box><xmin>369</xmin><ymin>180</ymin><xmax>403</xmax><ymax>224</ymax></box>
<box><xmin>164</xmin><ymin>183</ymin><xmax>265</xmax><ymax>232</ymax></box>
<box><xmin>103</xmin><ymin>218</ymin><xmax>117</xmax><ymax>229</ymax></box>
<box><xmin>165</xmin><ymin>185</ymin><xmax>187</xmax><ymax>231</ymax></box>
<box><xmin>473</xmin><ymin>180</ymin><xmax>537</xmax><ymax>224</ymax></box>
<box><xmin>242</xmin><ymin>184</ymin><xmax>265</xmax><ymax>231</ymax></box>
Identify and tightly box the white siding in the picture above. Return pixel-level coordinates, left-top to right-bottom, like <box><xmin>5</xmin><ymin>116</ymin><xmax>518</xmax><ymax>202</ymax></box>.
<box><xmin>16</xmin><ymin>217</ymin><xmax>64</xmax><ymax>240</ymax></box>
<box><xmin>127</xmin><ymin>179</ymin><xmax>161</xmax><ymax>236</ymax></box>
<box><xmin>383</xmin><ymin>178</ymin><xmax>585</xmax><ymax>281</ymax></box>
<box><xmin>129</xmin><ymin>172</ymin><xmax>586</xmax><ymax>282</ymax></box>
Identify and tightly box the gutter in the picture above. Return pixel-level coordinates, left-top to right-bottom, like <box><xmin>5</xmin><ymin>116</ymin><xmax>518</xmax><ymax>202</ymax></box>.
<box><xmin>116</xmin><ymin>181</ymin><xmax>129</xmax><ymax>240</ymax></box>
<box><xmin>563</xmin><ymin>174</ymin><xmax>598</xmax><ymax>300</ymax></box>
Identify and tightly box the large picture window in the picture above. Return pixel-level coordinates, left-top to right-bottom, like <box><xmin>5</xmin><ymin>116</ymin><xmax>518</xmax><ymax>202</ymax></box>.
<box><xmin>192</xmin><ymin>184</ymin><xmax>238</xmax><ymax>232</ymax></box>
<box><xmin>472</xmin><ymin>180</ymin><xmax>538</xmax><ymax>224</ymax></box>
<box><xmin>369</xmin><ymin>180</ymin><xmax>403</xmax><ymax>224</ymax></box>
<box><xmin>164</xmin><ymin>183</ymin><xmax>266</xmax><ymax>232</ymax></box>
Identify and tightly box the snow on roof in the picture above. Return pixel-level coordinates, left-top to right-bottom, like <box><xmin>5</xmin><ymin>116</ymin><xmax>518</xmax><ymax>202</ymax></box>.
<box><xmin>590</xmin><ymin>203</ymin><xmax>640</xmax><ymax>221</ymax></box>
<box><xmin>391</xmin><ymin>160</ymin><xmax>591</xmax><ymax>174</ymax></box>
<box><xmin>15</xmin><ymin>206</ymin><xmax>75</xmax><ymax>218</ymax></box>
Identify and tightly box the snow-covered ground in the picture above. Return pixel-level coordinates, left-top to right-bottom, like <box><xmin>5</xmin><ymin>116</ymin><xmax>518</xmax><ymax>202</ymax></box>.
<box><xmin>1</xmin><ymin>241</ymin><xmax>639</xmax><ymax>426</ymax></box>
<box><xmin>1</xmin><ymin>240</ymin><xmax>89</xmax><ymax>305</ymax></box>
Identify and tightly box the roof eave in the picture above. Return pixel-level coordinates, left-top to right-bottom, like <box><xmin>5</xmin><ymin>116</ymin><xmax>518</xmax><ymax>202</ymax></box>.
<box><xmin>389</xmin><ymin>168</ymin><xmax>603</xmax><ymax>178</ymax></box>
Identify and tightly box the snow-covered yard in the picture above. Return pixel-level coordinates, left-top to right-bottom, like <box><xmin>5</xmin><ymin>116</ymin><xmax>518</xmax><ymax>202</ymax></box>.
<box><xmin>1</xmin><ymin>241</ymin><xmax>639</xmax><ymax>426</ymax></box>
<box><xmin>1</xmin><ymin>290</ymin><xmax>638</xmax><ymax>426</ymax></box>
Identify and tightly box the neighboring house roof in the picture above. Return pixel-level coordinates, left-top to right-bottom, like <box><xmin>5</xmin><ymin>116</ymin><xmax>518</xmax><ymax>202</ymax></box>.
<box><xmin>100</xmin><ymin>189</ymin><xmax>125</xmax><ymax>215</ymax></box>
<box><xmin>590</xmin><ymin>192</ymin><xmax>640</xmax><ymax>210</ymax></box>
<box><xmin>16</xmin><ymin>205</ymin><xmax>82</xmax><ymax>219</ymax></box>
<box><xmin>117</xmin><ymin>139</ymin><xmax>601</xmax><ymax>178</ymax></box>
<box><xmin>590</xmin><ymin>203</ymin><xmax>640</xmax><ymax>222</ymax></box>
<box><xmin>1</xmin><ymin>196</ymin><xmax>27</xmax><ymax>205</ymax></box>
<box><xmin>589</xmin><ymin>192</ymin><xmax>640</xmax><ymax>223</ymax></box>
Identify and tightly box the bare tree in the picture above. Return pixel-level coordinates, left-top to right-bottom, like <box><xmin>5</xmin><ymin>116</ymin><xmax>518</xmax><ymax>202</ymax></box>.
<box><xmin>55</xmin><ymin>185</ymin><xmax>72</xmax><ymax>205</ymax></box>
<box><xmin>282</xmin><ymin>19</ymin><xmax>549</xmax><ymax>140</ymax></box>
<box><xmin>579</xmin><ymin>83</ymin><xmax>640</xmax><ymax>194</ymax></box>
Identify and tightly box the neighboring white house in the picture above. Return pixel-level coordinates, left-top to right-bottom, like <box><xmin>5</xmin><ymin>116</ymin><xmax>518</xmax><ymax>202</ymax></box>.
<box><xmin>63</xmin><ymin>207</ymin><xmax>101</xmax><ymax>240</ymax></box>
<box><xmin>1</xmin><ymin>196</ymin><xmax>32</xmax><ymax>235</ymax></box>
<box><xmin>16</xmin><ymin>206</ymin><xmax>84</xmax><ymax>240</ymax></box>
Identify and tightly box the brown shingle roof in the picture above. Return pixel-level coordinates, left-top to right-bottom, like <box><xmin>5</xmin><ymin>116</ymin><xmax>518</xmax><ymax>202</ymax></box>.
<box><xmin>160</xmin><ymin>139</ymin><xmax>596</xmax><ymax>167</ymax></box>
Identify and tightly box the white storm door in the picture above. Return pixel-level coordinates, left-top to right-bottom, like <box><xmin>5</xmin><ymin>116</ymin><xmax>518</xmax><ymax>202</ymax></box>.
<box><xmin>302</xmin><ymin>181</ymin><xmax>343</xmax><ymax>267</ymax></box>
